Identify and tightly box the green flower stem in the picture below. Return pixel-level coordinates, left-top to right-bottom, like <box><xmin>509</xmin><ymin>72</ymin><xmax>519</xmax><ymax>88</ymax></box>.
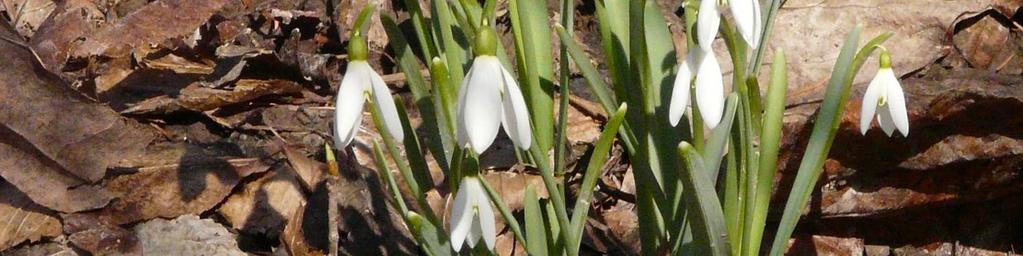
<box><xmin>748</xmin><ymin>0</ymin><xmax>783</xmax><ymax>75</ymax></box>
<box><xmin>554</xmin><ymin>0</ymin><xmax>576</xmax><ymax>178</ymax></box>
<box><xmin>368</xmin><ymin>96</ymin><xmax>440</xmax><ymax>225</ymax></box>
<box><xmin>720</xmin><ymin>18</ymin><xmax>753</xmax><ymax>256</ymax></box>
<box><xmin>478</xmin><ymin>176</ymin><xmax>528</xmax><ymax>247</ymax></box>
<box><xmin>527</xmin><ymin>138</ymin><xmax>574</xmax><ymax>256</ymax></box>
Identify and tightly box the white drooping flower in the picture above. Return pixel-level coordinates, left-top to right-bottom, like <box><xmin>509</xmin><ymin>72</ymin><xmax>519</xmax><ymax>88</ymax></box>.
<box><xmin>730</xmin><ymin>0</ymin><xmax>762</xmax><ymax>48</ymax></box>
<box><xmin>859</xmin><ymin>50</ymin><xmax>909</xmax><ymax>137</ymax></box>
<box><xmin>456</xmin><ymin>26</ymin><xmax>532</xmax><ymax>154</ymax></box>
<box><xmin>449</xmin><ymin>176</ymin><xmax>496</xmax><ymax>252</ymax></box>
<box><xmin>668</xmin><ymin>51</ymin><xmax>725</xmax><ymax>129</ymax></box>
<box><xmin>334</xmin><ymin>35</ymin><xmax>404</xmax><ymax>148</ymax></box>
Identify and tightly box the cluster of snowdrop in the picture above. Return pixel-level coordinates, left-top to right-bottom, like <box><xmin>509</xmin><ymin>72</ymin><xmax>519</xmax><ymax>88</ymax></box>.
<box><xmin>332</xmin><ymin>0</ymin><xmax>909</xmax><ymax>254</ymax></box>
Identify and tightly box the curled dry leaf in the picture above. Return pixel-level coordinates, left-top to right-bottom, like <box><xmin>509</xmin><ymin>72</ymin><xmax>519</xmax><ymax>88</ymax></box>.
<box><xmin>133</xmin><ymin>215</ymin><xmax>246</xmax><ymax>256</ymax></box>
<box><xmin>122</xmin><ymin>79</ymin><xmax>304</xmax><ymax>115</ymax></box>
<box><xmin>72</xmin><ymin>0</ymin><xmax>231</xmax><ymax>57</ymax></box>
<box><xmin>0</xmin><ymin>23</ymin><xmax>156</xmax><ymax>213</ymax></box>
<box><xmin>62</xmin><ymin>214</ymin><xmax>141</xmax><ymax>256</ymax></box>
<box><xmin>281</xmin><ymin>201</ymin><xmax>326</xmax><ymax>256</ymax></box>
<box><xmin>0</xmin><ymin>180</ymin><xmax>62</xmax><ymax>252</ymax></box>
<box><xmin>218</xmin><ymin>164</ymin><xmax>307</xmax><ymax>237</ymax></box>
<box><xmin>71</xmin><ymin>144</ymin><xmax>271</xmax><ymax>225</ymax></box>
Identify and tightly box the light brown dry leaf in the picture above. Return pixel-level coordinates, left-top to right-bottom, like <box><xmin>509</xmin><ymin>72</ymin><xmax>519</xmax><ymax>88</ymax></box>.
<box><xmin>73</xmin><ymin>0</ymin><xmax>231</xmax><ymax>57</ymax></box>
<box><xmin>483</xmin><ymin>171</ymin><xmax>549</xmax><ymax>211</ymax></box>
<box><xmin>122</xmin><ymin>79</ymin><xmax>304</xmax><ymax>115</ymax></box>
<box><xmin>283</xmin><ymin>145</ymin><xmax>326</xmax><ymax>191</ymax></box>
<box><xmin>218</xmin><ymin>164</ymin><xmax>307</xmax><ymax>237</ymax></box>
<box><xmin>0</xmin><ymin>180</ymin><xmax>62</xmax><ymax>252</ymax></box>
<box><xmin>281</xmin><ymin>201</ymin><xmax>326</xmax><ymax>256</ymax></box>
<box><xmin>2</xmin><ymin>0</ymin><xmax>56</xmax><ymax>37</ymax></box>
<box><xmin>76</xmin><ymin>154</ymin><xmax>270</xmax><ymax>225</ymax></box>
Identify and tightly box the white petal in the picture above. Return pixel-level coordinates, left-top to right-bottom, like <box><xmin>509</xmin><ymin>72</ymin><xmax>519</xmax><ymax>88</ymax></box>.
<box><xmin>694</xmin><ymin>50</ymin><xmax>725</xmax><ymax>129</ymax></box>
<box><xmin>449</xmin><ymin>178</ymin><xmax>476</xmax><ymax>252</ymax></box>
<box><xmin>883</xmin><ymin>71</ymin><xmax>910</xmax><ymax>136</ymax></box>
<box><xmin>334</xmin><ymin>63</ymin><xmax>369</xmax><ymax>148</ymax></box>
<box><xmin>669</xmin><ymin>56</ymin><xmax>695</xmax><ymax>127</ymax></box>
<box><xmin>365</xmin><ymin>63</ymin><xmax>405</xmax><ymax>141</ymax></box>
<box><xmin>859</xmin><ymin>71</ymin><xmax>885</xmax><ymax>135</ymax></box>
<box><xmin>456</xmin><ymin>62</ymin><xmax>476</xmax><ymax>148</ymax></box>
<box><xmin>461</xmin><ymin>57</ymin><xmax>504</xmax><ymax>154</ymax></box>
<box><xmin>498</xmin><ymin>65</ymin><xmax>533</xmax><ymax>150</ymax></box>
<box><xmin>474</xmin><ymin>187</ymin><xmax>497</xmax><ymax>250</ymax></box>
<box><xmin>751</xmin><ymin>0</ymin><xmax>762</xmax><ymax>48</ymax></box>
<box><xmin>697</xmin><ymin>0</ymin><xmax>721</xmax><ymax>51</ymax></box>
<box><xmin>877</xmin><ymin>103</ymin><xmax>896</xmax><ymax>137</ymax></box>
<box><xmin>731</xmin><ymin>0</ymin><xmax>758</xmax><ymax>48</ymax></box>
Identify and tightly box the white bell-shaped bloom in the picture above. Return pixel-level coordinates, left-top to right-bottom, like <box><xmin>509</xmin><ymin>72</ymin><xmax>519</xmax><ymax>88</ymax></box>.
<box><xmin>456</xmin><ymin>55</ymin><xmax>532</xmax><ymax>154</ymax></box>
<box><xmin>697</xmin><ymin>0</ymin><xmax>721</xmax><ymax>51</ymax></box>
<box><xmin>449</xmin><ymin>176</ymin><xmax>496</xmax><ymax>252</ymax></box>
<box><xmin>730</xmin><ymin>0</ymin><xmax>762</xmax><ymax>48</ymax></box>
<box><xmin>694</xmin><ymin>49</ymin><xmax>726</xmax><ymax>129</ymax></box>
<box><xmin>859</xmin><ymin>51</ymin><xmax>909</xmax><ymax>137</ymax></box>
<box><xmin>334</xmin><ymin>60</ymin><xmax>404</xmax><ymax>148</ymax></box>
<box><xmin>669</xmin><ymin>54</ymin><xmax>696</xmax><ymax>127</ymax></box>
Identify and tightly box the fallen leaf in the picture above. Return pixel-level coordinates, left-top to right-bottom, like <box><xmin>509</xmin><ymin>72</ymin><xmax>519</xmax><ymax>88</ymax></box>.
<box><xmin>283</xmin><ymin>145</ymin><xmax>326</xmax><ymax>191</ymax></box>
<box><xmin>0</xmin><ymin>180</ymin><xmax>62</xmax><ymax>251</ymax></box>
<box><xmin>133</xmin><ymin>215</ymin><xmax>246</xmax><ymax>256</ymax></box>
<box><xmin>3</xmin><ymin>0</ymin><xmax>56</xmax><ymax>37</ymax></box>
<box><xmin>334</xmin><ymin>166</ymin><xmax>417</xmax><ymax>255</ymax></box>
<box><xmin>28</xmin><ymin>0</ymin><xmax>104</xmax><ymax>73</ymax></box>
<box><xmin>63</xmin><ymin>214</ymin><xmax>141</xmax><ymax>256</ymax></box>
<box><xmin>121</xmin><ymin>79</ymin><xmax>304</xmax><ymax>115</ymax></box>
<box><xmin>218</xmin><ymin>164</ymin><xmax>307</xmax><ymax>237</ymax></box>
<box><xmin>483</xmin><ymin>171</ymin><xmax>549</xmax><ymax>211</ymax></box>
<box><xmin>73</xmin><ymin>0</ymin><xmax>231</xmax><ymax>57</ymax></box>
<box><xmin>280</xmin><ymin>201</ymin><xmax>326</xmax><ymax>256</ymax></box>
<box><xmin>73</xmin><ymin>144</ymin><xmax>271</xmax><ymax>224</ymax></box>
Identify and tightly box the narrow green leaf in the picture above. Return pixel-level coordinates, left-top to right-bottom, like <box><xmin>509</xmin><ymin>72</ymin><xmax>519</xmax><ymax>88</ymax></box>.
<box><xmin>406</xmin><ymin>211</ymin><xmax>454</xmax><ymax>256</ymax></box>
<box><xmin>569</xmin><ymin>103</ymin><xmax>628</xmax><ymax>252</ymax></box>
<box><xmin>524</xmin><ymin>185</ymin><xmax>549</xmax><ymax>256</ymax></box>
<box><xmin>701</xmin><ymin>93</ymin><xmax>739</xmax><ymax>182</ymax></box>
<box><xmin>399</xmin><ymin>0</ymin><xmax>437</xmax><ymax>60</ymax></box>
<box><xmin>381</xmin><ymin>13</ymin><xmax>451</xmax><ymax>172</ymax></box>
<box><xmin>768</xmin><ymin>27</ymin><xmax>888</xmax><ymax>256</ymax></box>
<box><xmin>368</xmin><ymin>95</ymin><xmax>440</xmax><ymax>224</ymax></box>
<box><xmin>431</xmin><ymin>0</ymin><xmax>467</xmax><ymax>83</ymax></box>
<box><xmin>743</xmin><ymin>48</ymin><xmax>788</xmax><ymax>256</ymax></box>
<box><xmin>677</xmin><ymin>142</ymin><xmax>730</xmax><ymax>256</ymax></box>
<box><xmin>509</xmin><ymin>0</ymin><xmax>555</xmax><ymax>154</ymax></box>
<box><xmin>594</xmin><ymin>0</ymin><xmax>631</xmax><ymax>96</ymax></box>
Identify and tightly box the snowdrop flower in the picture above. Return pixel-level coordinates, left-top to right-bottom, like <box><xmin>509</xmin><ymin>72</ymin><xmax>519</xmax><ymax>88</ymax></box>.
<box><xmin>860</xmin><ymin>49</ymin><xmax>909</xmax><ymax>137</ymax></box>
<box><xmin>669</xmin><ymin>49</ymin><xmax>726</xmax><ymax>128</ymax></box>
<box><xmin>334</xmin><ymin>35</ymin><xmax>404</xmax><ymax>148</ymax></box>
<box><xmin>449</xmin><ymin>176</ymin><xmax>496</xmax><ymax>252</ymax></box>
<box><xmin>456</xmin><ymin>25</ymin><xmax>532</xmax><ymax>154</ymax></box>
<box><xmin>730</xmin><ymin>0</ymin><xmax>762</xmax><ymax>48</ymax></box>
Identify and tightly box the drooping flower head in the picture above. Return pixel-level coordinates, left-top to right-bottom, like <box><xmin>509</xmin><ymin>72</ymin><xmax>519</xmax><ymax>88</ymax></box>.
<box><xmin>860</xmin><ymin>49</ymin><xmax>909</xmax><ymax>137</ymax></box>
<box><xmin>334</xmin><ymin>34</ymin><xmax>404</xmax><ymax>148</ymax></box>
<box><xmin>449</xmin><ymin>176</ymin><xmax>496</xmax><ymax>252</ymax></box>
<box><xmin>674</xmin><ymin>0</ymin><xmax>728</xmax><ymax>129</ymax></box>
<box><xmin>731</xmin><ymin>0</ymin><xmax>763</xmax><ymax>48</ymax></box>
<box><xmin>455</xmin><ymin>25</ymin><xmax>532</xmax><ymax>154</ymax></box>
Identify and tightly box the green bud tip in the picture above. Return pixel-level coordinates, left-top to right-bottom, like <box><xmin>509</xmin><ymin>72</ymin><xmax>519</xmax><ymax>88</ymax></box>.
<box><xmin>879</xmin><ymin>48</ymin><xmax>892</xmax><ymax>69</ymax></box>
<box><xmin>348</xmin><ymin>35</ymin><xmax>369</xmax><ymax>61</ymax></box>
<box><xmin>474</xmin><ymin>26</ymin><xmax>498</xmax><ymax>57</ymax></box>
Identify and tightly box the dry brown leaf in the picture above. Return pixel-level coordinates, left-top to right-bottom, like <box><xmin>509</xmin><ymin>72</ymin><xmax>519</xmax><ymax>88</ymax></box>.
<box><xmin>122</xmin><ymin>79</ymin><xmax>304</xmax><ymax>115</ymax></box>
<box><xmin>0</xmin><ymin>180</ymin><xmax>62</xmax><ymax>252</ymax></box>
<box><xmin>483</xmin><ymin>171</ymin><xmax>549</xmax><ymax>211</ymax></box>
<box><xmin>73</xmin><ymin>151</ymin><xmax>270</xmax><ymax>225</ymax></box>
<box><xmin>334</xmin><ymin>166</ymin><xmax>417</xmax><ymax>255</ymax></box>
<box><xmin>28</xmin><ymin>0</ymin><xmax>103</xmax><ymax>73</ymax></box>
<box><xmin>218</xmin><ymin>164</ymin><xmax>307</xmax><ymax>237</ymax></box>
<box><xmin>281</xmin><ymin>201</ymin><xmax>326</xmax><ymax>256</ymax></box>
<box><xmin>63</xmin><ymin>214</ymin><xmax>141</xmax><ymax>256</ymax></box>
<box><xmin>283</xmin><ymin>145</ymin><xmax>326</xmax><ymax>191</ymax></box>
<box><xmin>0</xmin><ymin>23</ymin><xmax>157</xmax><ymax>213</ymax></box>
<box><xmin>3</xmin><ymin>0</ymin><xmax>56</xmax><ymax>37</ymax></box>
<box><xmin>73</xmin><ymin>0</ymin><xmax>231</xmax><ymax>57</ymax></box>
